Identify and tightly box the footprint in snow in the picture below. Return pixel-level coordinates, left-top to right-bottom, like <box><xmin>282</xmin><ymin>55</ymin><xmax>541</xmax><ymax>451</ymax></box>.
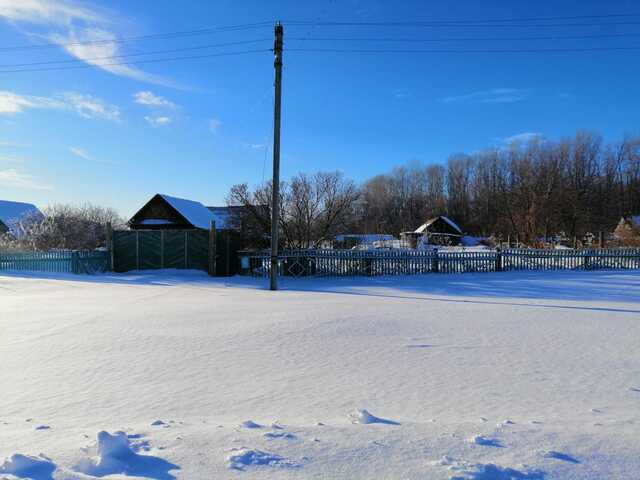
<box><xmin>264</xmin><ymin>431</ymin><xmax>296</xmax><ymax>440</ymax></box>
<box><xmin>227</xmin><ymin>448</ymin><xmax>298</xmax><ymax>470</ymax></box>
<box><xmin>469</xmin><ymin>435</ymin><xmax>503</xmax><ymax>447</ymax></box>
<box><xmin>590</xmin><ymin>408</ymin><xmax>604</xmax><ymax>414</ymax></box>
<box><xmin>35</xmin><ymin>425</ymin><xmax>51</xmax><ymax>431</ymax></box>
<box><xmin>350</xmin><ymin>409</ymin><xmax>400</xmax><ymax>426</ymax></box>
<box><xmin>151</xmin><ymin>420</ymin><xmax>169</xmax><ymax>427</ymax></box>
<box><xmin>629</xmin><ymin>387</ymin><xmax>640</xmax><ymax>393</ymax></box>
<box><xmin>239</xmin><ymin>420</ymin><xmax>263</xmax><ymax>429</ymax></box>
<box><xmin>542</xmin><ymin>450</ymin><xmax>580</xmax><ymax>464</ymax></box>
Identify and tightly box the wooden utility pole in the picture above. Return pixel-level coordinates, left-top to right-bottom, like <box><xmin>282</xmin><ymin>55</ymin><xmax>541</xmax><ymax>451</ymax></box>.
<box><xmin>270</xmin><ymin>22</ymin><xmax>283</xmax><ymax>291</ymax></box>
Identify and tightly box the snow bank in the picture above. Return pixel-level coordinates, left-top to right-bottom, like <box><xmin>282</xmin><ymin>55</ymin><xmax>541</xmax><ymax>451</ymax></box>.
<box><xmin>75</xmin><ymin>431</ymin><xmax>179</xmax><ymax>478</ymax></box>
<box><xmin>227</xmin><ymin>448</ymin><xmax>298</xmax><ymax>470</ymax></box>
<box><xmin>349</xmin><ymin>409</ymin><xmax>400</xmax><ymax>425</ymax></box>
<box><xmin>448</xmin><ymin>462</ymin><xmax>545</xmax><ymax>479</ymax></box>
<box><xmin>0</xmin><ymin>454</ymin><xmax>56</xmax><ymax>479</ymax></box>
<box><xmin>2</xmin><ymin>270</ymin><xmax>640</xmax><ymax>478</ymax></box>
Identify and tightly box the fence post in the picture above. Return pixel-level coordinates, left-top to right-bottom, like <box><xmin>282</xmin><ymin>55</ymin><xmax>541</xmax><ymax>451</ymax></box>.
<box><xmin>208</xmin><ymin>221</ymin><xmax>217</xmax><ymax>276</ymax></box>
<box><xmin>495</xmin><ymin>247</ymin><xmax>503</xmax><ymax>272</ymax></box>
<box><xmin>135</xmin><ymin>230</ymin><xmax>140</xmax><ymax>270</ymax></box>
<box><xmin>160</xmin><ymin>230</ymin><xmax>165</xmax><ymax>269</ymax></box>
<box><xmin>584</xmin><ymin>250</ymin><xmax>591</xmax><ymax>270</ymax></box>
<box><xmin>184</xmin><ymin>231</ymin><xmax>188</xmax><ymax>269</ymax></box>
<box><xmin>71</xmin><ymin>250</ymin><xmax>80</xmax><ymax>274</ymax></box>
<box><xmin>225</xmin><ymin>230</ymin><xmax>231</xmax><ymax>276</ymax></box>
<box><xmin>433</xmin><ymin>248</ymin><xmax>439</xmax><ymax>273</ymax></box>
<box><xmin>106</xmin><ymin>222</ymin><xmax>113</xmax><ymax>271</ymax></box>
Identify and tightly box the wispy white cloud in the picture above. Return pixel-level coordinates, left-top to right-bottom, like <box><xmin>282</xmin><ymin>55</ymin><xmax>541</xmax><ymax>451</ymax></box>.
<box><xmin>0</xmin><ymin>0</ymin><xmax>101</xmax><ymax>25</ymax></box>
<box><xmin>0</xmin><ymin>91</ymin><xmax>64</xmax><ymax>114</ymax></box>
<box><xmin>393</xmin><ymin>89</ymin><xmax>411</xmax><ymax>100</ymax></box>
<box><xmin>144</xmin><ymin>115</ymin><xmax>172</xmax><ymax>126</ymax></box>
<box><xmin>502</xmin><ymin>132</ymin><xmax>544</xmax><ymax>144</ymax></box>
<box><xmin>0</xmin><ymin>168</ymin><xmax>52</xmax><ymax>190</ymax></box>
<box><xmin>441</xmin><ymin>88</ymin><xmax>528</xmax><ymax>104</ymax></box>
<box><xmin>60</xmin><ymin>92</ymin><xmax>120</xmax><ymax>121</ymax></box>
<box><xmin>242</xmin><ymin>142</ymin><xmax>267</xmax><ymax>150</ymax></box>
<box><xmin>0</xmin><ymin>0</ymin><xmax>175</xmax><ymax>87</ymax></box>
<box><xmin>0</xmin><ymin>141</ymin><xmax>30</xmax><ymax>147</ymax></box>
<box><xmin>0</xmin><ymin>90</ymin><xmax>120</xmax><ymax>121</ymax></box>
<box><xmin>69</xmin><ymin>146</ymin><xmax>93</xmax><ymax>161</ymax></box>
<box><xmin>209</xmin><ymin>117</ymin><xmax>222</xmax><ymax>134</ymax></box>
<box><xmin>134</xmin><ymin>91</ymin><xmax>176</xmax><ymax>109</ymax></box>
<box><xmin>0</xmin><ymin>155</ymin><xmax>24</xmax><ymax>163</ymax></box>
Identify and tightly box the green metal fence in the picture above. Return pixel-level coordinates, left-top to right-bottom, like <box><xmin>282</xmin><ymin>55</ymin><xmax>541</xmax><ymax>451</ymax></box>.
<box><xmin>111</xmin><ymin>229</ymin><xmax>240</xmax><ymax>276</ymax></box>
<box><xmin>239</xmin><ymin>248</ymin><xmax>640</xmax><ymax>278</ymax></box>
<box><xmin>0</xmin><ymin>250</ymin><xmax>110</xmax><ymax>274</ymax></box>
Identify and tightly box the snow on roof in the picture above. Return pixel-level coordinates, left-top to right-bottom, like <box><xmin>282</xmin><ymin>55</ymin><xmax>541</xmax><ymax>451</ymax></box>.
<box><xmin>0</xmin><ymin>200</ymin><xmax>43</xmax><ymax>234</ymax></box>
<box><xmin>414</xmin><ymin>216</ymin><xmax>463</xmax><ymax>235</ymax></box>
<box><xmin>159</xmin><ymin>194</ymin><xmax>216</xmax><ymax>229</ymax></box>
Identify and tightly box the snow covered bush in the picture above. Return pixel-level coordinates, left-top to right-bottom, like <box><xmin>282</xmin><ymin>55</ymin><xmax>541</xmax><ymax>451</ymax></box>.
<box><xmin>0</xmin><ymin>203</ymin><xmax>125</xmax><ymax>251</ymax></box>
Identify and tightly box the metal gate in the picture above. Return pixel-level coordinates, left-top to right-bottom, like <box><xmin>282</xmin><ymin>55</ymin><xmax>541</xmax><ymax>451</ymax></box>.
<box><xmin>111</xmin><ymin>228</ymin><xmax>240</xmax><ymax>276</ymax></box>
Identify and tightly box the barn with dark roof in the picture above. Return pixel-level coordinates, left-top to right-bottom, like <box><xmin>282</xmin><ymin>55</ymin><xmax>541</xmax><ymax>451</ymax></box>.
<box><xmin>128</xmin><ymin>194</ymin><xmax>236</xmax><ymax>230</ymax></box>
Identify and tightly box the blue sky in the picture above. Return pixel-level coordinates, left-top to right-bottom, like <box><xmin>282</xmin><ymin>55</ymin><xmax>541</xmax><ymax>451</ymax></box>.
<box><xmin>0</xmin><ymin>0</ymin><xmax>639</xmax><ymax>217</ymax></box>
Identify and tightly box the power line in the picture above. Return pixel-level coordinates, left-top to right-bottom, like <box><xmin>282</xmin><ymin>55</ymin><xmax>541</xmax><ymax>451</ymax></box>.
<box><xmin>287</xmin><ymin>46</ymin><xmax>640</xmax><ymax>53</ymax></box>
<box><xmin>288</xmin><ymin>13</ymin><xmax>640</xmax><ymax>24</ymax></box>
<box><xmin>0</xmin><ymin>49</ymin><xmax>271</xmax><ymax>74</ymax></box>
<box><xmin>285</xmin><ymin>20</ymin><xmax>640</xmax><ymax>28</ymax></box>
<box><xmin>0</xmin><ymin>22</ymin><xmax>273</xmax><ymax>53</ymax></box>
<box><xmin>288</xmin><ymin>32</ymin><xmax>640</xmax><ymax>43</ymax></box>
<box><xmin>0</xmin><ymin>39</ymin><xmax>270</xmax><ymax>69</ymax></box>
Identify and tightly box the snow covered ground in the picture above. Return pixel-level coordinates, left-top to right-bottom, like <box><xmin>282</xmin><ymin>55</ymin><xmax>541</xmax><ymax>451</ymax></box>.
<box><xmin>1</xmin><ymin>269</ymin><xmax>639</xmax><ymax>479</ymax></box>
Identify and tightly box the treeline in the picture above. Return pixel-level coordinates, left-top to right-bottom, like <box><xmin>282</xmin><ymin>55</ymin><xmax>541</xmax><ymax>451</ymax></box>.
<box><xmin>230</xmin><ymin>131</ymin><xmax>640</xmax><ymax>248</ymax></box>
<box><xmin>359</xmin><ymin>131</ymin><xmax>640</xmax><ymax>243</ymax></box>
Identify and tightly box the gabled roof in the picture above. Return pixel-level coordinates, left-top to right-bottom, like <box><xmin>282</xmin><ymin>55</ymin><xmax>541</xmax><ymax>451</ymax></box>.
<box><xmin>414</xmin><ymin>216</ymin><xmax>463</xmax><ymax>235</ymax></box>
<box><xmin>0</xmin><ymin>199</ymin><xmax>43</xmax><ymax>234</ymax></box>
<box><xmin>159</xmin><ymin>194</ymin><xmax>216</xmax><ymax>229</ymax></box>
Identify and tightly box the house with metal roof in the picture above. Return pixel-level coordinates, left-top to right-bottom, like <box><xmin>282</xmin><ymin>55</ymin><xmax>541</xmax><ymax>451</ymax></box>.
<box><xmin>0</xmin><ymin>199</ymin><xmax>43</xmax><ymax>237</ymax></box>
<box><xmin>129</xmin><ymin>194</ymin><xmax>246</xmax><ymax>231</ymax></box>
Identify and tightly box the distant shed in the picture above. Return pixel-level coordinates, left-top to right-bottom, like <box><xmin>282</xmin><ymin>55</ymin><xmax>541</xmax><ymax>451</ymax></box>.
<box><xmin>402</xmin><ymin>216</ymin><xmax>464</xmax><ymax>246</ymax></box>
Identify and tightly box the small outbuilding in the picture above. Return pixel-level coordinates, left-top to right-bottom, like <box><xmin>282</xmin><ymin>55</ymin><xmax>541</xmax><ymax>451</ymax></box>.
<box><xmin>0</xmin><ymin>199</ymin><xmax>43</xmax><ymax>236</ymax></box>
<box><xmin>401</xmin><ymin>216</ymin><xmax>464</xmax><ymax>247</ymax></box>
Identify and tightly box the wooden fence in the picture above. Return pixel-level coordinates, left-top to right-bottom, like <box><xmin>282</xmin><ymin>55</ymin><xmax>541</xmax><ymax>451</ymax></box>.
<box><xmin>0</xmin><ymin>250</ymin><xmax>110</xmax><ymax>274</ymax></box>
<box><xmin>238</xmin><ymin>248</ymin><xmax>640</xmax><ymax>278</ymax></box>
